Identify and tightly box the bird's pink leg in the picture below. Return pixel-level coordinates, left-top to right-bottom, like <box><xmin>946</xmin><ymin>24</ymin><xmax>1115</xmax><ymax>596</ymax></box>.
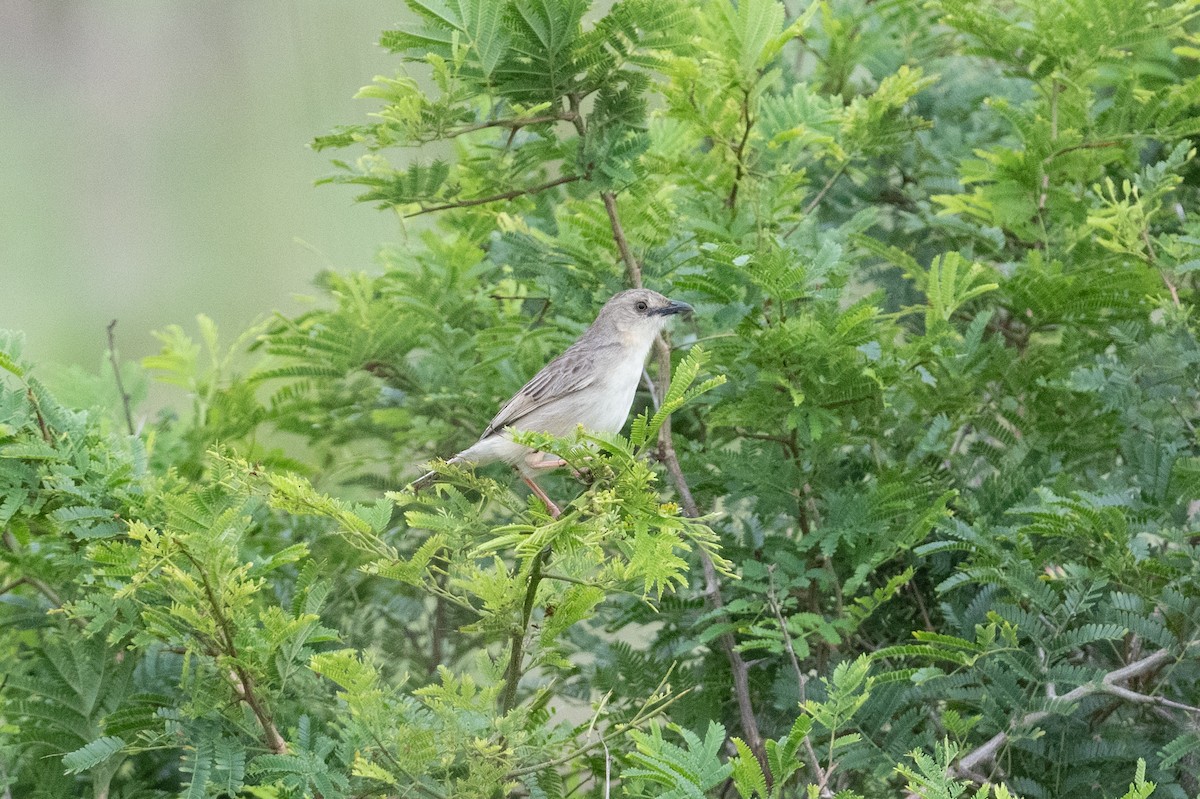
<box><xmin>521</xmin><ymin>474</ymin><xmax>562</xmax><ymax>518</ymax></box>
<box><xmin>519</xmin><ymin>452</ymin><xmax>568</xmax><ymax>516</ymax></box>
<box><xmin>524</xmin><ymin>451</ymin><xmax>568</xmax><ymax>470</ymax></box>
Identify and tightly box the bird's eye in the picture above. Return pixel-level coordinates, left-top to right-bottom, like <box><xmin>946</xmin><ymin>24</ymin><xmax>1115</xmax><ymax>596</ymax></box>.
<box><xmin>635</xmin><ymin>301</ymin><xmax>648</xmax><ymax>312</ymax></box>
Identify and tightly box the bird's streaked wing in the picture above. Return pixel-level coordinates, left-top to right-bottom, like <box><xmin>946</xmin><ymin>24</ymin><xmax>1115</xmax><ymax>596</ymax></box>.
<box><xmin>480</xmin><ymin>342</ymin><xmax>616</xmax><ymax>439</ymax></box>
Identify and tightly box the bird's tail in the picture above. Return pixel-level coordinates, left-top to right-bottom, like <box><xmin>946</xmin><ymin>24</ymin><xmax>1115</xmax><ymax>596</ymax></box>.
<box><xmin>407</xmin><ymin>457</ymin><xmax>464</xmax><ymax>493</ymax></box>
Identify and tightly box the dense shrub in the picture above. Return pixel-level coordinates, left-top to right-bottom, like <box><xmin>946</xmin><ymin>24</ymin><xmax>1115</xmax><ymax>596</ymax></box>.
<box><xmin>2</xmin><ymin>1</ymin><xmax>1198</xmax><ymax>797</ymax></box>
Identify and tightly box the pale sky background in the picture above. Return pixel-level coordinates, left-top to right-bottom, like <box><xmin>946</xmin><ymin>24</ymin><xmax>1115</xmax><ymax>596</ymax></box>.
<box><xmin>1</xmin><ymin>2</ymin><xmax>410</xmax><ymax>376</ymax></box>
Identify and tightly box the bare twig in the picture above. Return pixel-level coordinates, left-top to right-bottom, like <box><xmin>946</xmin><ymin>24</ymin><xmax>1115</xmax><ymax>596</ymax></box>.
<box><xmin>1100</xmin><ymin>683</ymin><xmax>1200</xmax><ymax>715</ymax></box>
<box><xmin>1044</xmin><ymin>139</ymin><xmax>1124</xmax><ymax>162</ymax></box>
<box><xmin>909</xmin><ymin>580</ymin><xmax>935</xmax><ymax>633</ymax></box>
<box><xmin>405</xmin><ymin>173</ymin><xmax>584</xmax><ymax>218</ymax></box>
<box><xmin>106</xmin><ymin>320</ymin><xmax>136</xmax><ymax>436</ymax></box>
<box><xmin>230</xmin><ymin>668</ymin><xmax>289</xmax><ymax>755</ymax></box>
<box><xmin>0</xmin><ymin>577</ymin><xmax>27</xmax><ymax>596</ymax></box>
<box><xmin>802</xmin><ymin>161</ymin><xmax>849</xmax><ymax>217</ymax></box>
<box><xmin>507</xmin><ymin>673</ymin><xmax>686</xmax><ymax>778</ymax></box>
<box><xmin>954</xmin><ymin>647</ymin><xmax>1185</xmax><ymax>781</ymax></box>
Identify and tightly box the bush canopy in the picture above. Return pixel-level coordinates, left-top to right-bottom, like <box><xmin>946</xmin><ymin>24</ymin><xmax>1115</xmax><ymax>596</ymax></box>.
<box><xmin>2</xmin><ymin>1</ymin><xmax>1199</xmax><ymax>797</ymax></box>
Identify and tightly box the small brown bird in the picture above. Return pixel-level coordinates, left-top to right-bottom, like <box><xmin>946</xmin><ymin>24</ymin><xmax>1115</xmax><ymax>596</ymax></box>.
<box><xmin>410</xmin><ymin>289</ymin><xmax>693</xmax><ymax>515</ymax></box>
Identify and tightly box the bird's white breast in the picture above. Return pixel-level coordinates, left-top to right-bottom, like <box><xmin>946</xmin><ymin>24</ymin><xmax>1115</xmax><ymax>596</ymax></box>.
<box><xmin>585</xmin><ymin>335</ymin><xmax>653</xmax><ymax>433</ymax></box>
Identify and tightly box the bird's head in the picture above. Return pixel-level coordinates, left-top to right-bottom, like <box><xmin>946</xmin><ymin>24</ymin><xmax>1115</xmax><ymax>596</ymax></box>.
<box><xmin>595</xmin><ymin>289</ymin><xmax>693</xmax><ymax>341</ymax></box>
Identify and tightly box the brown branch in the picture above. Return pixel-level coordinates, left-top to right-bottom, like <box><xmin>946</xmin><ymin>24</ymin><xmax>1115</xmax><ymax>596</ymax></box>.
<box><xmin>442</xmin><ymin>112</ymin><xmax>575</xmax><ymax>139</ymax></box>
<box><xmin>1101</xmin><ymin>683</ymin><xmax>1200</xmax><ymax>714</ymax></box>
<box><xmin>500</xmin><ymin>546</ymin><xmax>551</xmax><ymax>715</ymax></box>
<box><xmin>1140</xmin><ymin>226</ymin><xmax>1181</xmax><ymax>307</ymax></box>
<box><xmin>106</xmin><ymin>320</ymin><xmax>136</xmax><ymax>436</ymax></box>
<box><xmin>2</xmin><ymin>530</ymin><xmax>88</xmax><ymax>629</ymax></box>
<box><xmin>802</xmin><ymin>161</ymin><xmax>849</xmax><ymax>217</ymax></box>
<box><xmin>0</xmin><ymin>577</ymin><xmax>27</xmax><ymax>596</ymax></box>
<box><xmin>507</xmin><ymin>677</ymin><xmax>684</xmax><ymax>779</ymax></box>
<box><xmin>767</xmin><ymin>567</ymin><xmax>832</xmax><ymax>797</ymax></box>
<box><xmin>405</xmin><ymin>173</ymin><xmax>584</xmax><ymax>218</ymax></box>
<box><xmin>180</xmin><ymin>547</ymin><xmax>288</xmax><ymax>755</ymax></box>
<box><xmin>954</xmin><ymin>647</ymin><xmax>1184</xmax><ymax>781</ymax></box>
<box><xmin>604</xmin><ymin>188</ymin><xmax>769</xmax><ymax>773</ymax></box>
<box><xmin>782</xmin><ymin>161</ymin><xmax>850</xmax><ymax>239</ymax></box>
<box><xmin>231</xmin><ymin>667</ymin><xmax>289</xmax><ymax>755</ymax></box>
<box><xmin>602</xmin><ymin>191</ymin><xmax>642</xmax><ymax>287</ymax></box>
<box><xmin>1044</xmin><ymin>139</ymin><xmax>1124</xmax><ymax>162</ymax></box>
<box><xmin>26</xmin><ymin>388</ymin><xmax>52</xmax><ymax>444</ymax></box>
<box><xmin>726</xmin><ymin>87</ymin><xmax>754</xmax><ymax>211</ymax></box>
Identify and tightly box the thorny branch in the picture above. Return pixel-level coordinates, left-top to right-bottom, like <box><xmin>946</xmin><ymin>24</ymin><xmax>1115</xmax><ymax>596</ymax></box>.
<box><xmin>601</xmin><ymin>189</ymin><xmax>770</xmax><ymax>775</ymax></box>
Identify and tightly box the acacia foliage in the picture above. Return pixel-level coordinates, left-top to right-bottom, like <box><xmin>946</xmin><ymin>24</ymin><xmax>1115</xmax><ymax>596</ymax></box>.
<box><xmin>2</xmin><ymin>0</ymin><xmax>1200</xmax><ymax>797</ymax></box>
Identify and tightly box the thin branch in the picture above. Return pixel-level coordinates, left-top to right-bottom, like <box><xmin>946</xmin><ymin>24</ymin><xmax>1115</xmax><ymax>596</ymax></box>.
<box><xmin>782</xmin><ymin>161</ymin><xmax>850</xmax><ymax>238</ymax></box>
<box><xmin>908</xmin><ymin>580</ymin><xmax>935</xmax><ymax>633</ymax></box>
<box><xmin>106</xmin><ymin>320</ymin><xmax>136</xmax><ymax>436</ymax></box>
<box><xmin>2</xmin><ymin>530</ymin><xmax>86</xmax><ymax>629</ymax></box>
<box><xmin>767</xmin><ymin>567</ymin><xmax>832</xmax><ymax>797</ymax></box>
<box><xmin>0</xmin><ymin>577</ymin><xmax>27</xmax><ymax>596</ymax></box>
<box><xmin>230</xmin><ymin>668</ymin><xmax>289</xmax><ymax>755</ymax></box>
<box><xmin>604</xmin><ymin>189</ymin><xmax>769</xmax><ymax>774</ymax></box>
<box><xmin>1101</xmin><ymin>683</ymin><xmax>1200</xmax><ymax>714</ymax></box>
<box><xmin>1044</xmin><ymin>139</ymin><xmax>1125</xmax><ymax>162</ymax></box>
<box><xmin>954</xmin><ymin>647</ymin><xmax>1184</xmax><ymax>780</ymax></box>
<box><xmin>405</xmin><ymin>173</ymin><xmax>584</xmax><ymax>218</ymax></box>
<box><xmin>726</xmin><ymin>87</ymin><xmax>754</xmax><ymax>211</ymax></box>
<box><xmin>1140</xmin><ymin>226</ymin><xmax>1181</xmax><ymax>307</ymax></box>
<box><xmin>180</xmin><ymin>547</ymin><xmax>288</xmax><ymax>755</ymax></box>
<box><xmin>26</xmin><ymin>388</ymin><xmax>52</xmax><ymax>444</ymax></box>
<box><xmin>507</xmin><ymin>674</ymin><xmax>686</xmax><ymax>778</ymax></box>
<box><xmin>500</xmin><ymin>546</ymin><xmax>551</xmax><ymax>715</ymax></box>
<box><xmin>442</xmin><ymin>112</ymin><xmax>575</xmax><ymax>139</ymax></box>
<box><xmin>602</xmin><ymin>191</ymin><xmax>642</xmax><ymax>287</ymax></box>
<box><xmin>802</xmin><ymin>161</ymin><xmax>849</xmax><ymax>217</ymax></box>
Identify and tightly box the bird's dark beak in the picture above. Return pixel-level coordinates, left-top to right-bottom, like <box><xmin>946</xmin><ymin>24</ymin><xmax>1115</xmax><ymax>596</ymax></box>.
<box><xmin>652</xmin><ymin>299</ymin><xmax>694</xmax><ymax>317</ymax></box>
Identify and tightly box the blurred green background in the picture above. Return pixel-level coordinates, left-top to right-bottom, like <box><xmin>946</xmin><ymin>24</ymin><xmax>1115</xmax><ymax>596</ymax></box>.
<box><xmin>0</xmin><ymin>1</ymin><xmax>409</xmax><ymax>375</ymax></box>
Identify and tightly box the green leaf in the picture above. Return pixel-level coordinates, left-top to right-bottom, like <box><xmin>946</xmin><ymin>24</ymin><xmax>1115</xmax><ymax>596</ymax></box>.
<box><xmin>62</xmin><ymin>736</ymin><xmax>125</xmax><ymax>774</ymax></box>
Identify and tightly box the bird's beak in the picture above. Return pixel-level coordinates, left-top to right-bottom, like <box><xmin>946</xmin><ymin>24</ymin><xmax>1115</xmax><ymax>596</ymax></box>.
<box><xmin>651</xmin><ymin>299</ymin><xmax>694</xmax><ymax>316</ymax></box>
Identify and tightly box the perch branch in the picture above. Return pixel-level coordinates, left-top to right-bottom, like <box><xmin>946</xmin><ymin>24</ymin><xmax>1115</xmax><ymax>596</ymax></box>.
<box><xmin>602</xmin><ymin>190</ymin><xmax>770</xmax><ymax>775</ymax></box>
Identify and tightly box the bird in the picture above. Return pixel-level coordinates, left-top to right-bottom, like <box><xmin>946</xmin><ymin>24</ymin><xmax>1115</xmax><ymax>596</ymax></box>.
<box><xmin>409</xmin><ymin>288</ymin><xmax>694</xmax><ymax>516</ymax></box>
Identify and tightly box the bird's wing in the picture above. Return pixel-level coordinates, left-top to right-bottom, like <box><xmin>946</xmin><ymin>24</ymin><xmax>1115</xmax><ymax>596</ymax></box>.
<box><xmin>480</xmin><ymin>342</ymin><xmax>613</xmax><ymax>439</ymax></box>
